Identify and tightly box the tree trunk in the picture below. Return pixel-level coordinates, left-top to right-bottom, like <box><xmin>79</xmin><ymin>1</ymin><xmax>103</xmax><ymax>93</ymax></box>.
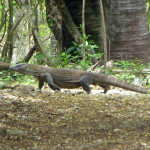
<box><xmin>23</xmin><ymin>45</ymin><xmax>37</xmax><ymax>63</ymax></box>
<box><xmin>45</xmin><ymin>0</ymin><xmax>63</xmax><ymax>56</ymax></box>
<box><xmin>1</xmin><ymin>0</ymin><xmax>14</xmax><ymax>62</ymax></box>
<box><xmin>46</xmin><ymin>0</ymin><xmax>87</xmax><ymax>58</ymax></box>
<box><xmin>99</xmin><ymin>0</ymin><xmax>107</xmax><ymax>70</ymax></box>
<box><xmin>0</xmin><ymin>0</ymin><xmax>6</xmax><ymax>32</ymax></box>
<box><xmin>46</xmin><ymin>0</ymin><xmax>150</xmax><ymax>64</ymax></box>
<box><xmin>81</xmin><ymin>0</ymin><xmax>86</xmax><ymax>60</ymax></box>
<box><xmin>8</xmin><ymin>0</ymin><xmax>14</xmax><ymax>61</ymax></box>
<box><xmin>105</xmin><ymin>0</ymin><xmax>150</xmax><ymax>64</ymax></box>
<box><xmin>56</xmin><ymin>0</ymin><xmax>86</xmax><ymax>59</ymax></box>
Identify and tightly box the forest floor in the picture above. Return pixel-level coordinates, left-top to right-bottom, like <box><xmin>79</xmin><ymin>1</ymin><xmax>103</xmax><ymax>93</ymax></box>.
<box><xmin>0</xmin><ymin>85</ymin><xmax>150</xmax><ymax>150</ymax></box>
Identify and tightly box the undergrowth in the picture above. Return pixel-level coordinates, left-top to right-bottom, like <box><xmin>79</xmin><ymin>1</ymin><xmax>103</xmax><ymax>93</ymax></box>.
<box><xmin>1</xmin><ymin>32</ymin><xmax>149</xmax><ymax>88</ymax></box>
<box><xmin>1</xmin><ymin>58</ymin><xmax>149</xmax><ymax>89</ymax></box>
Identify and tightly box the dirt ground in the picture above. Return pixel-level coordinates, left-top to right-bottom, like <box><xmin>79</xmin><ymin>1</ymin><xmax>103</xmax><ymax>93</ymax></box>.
<box><xmin>0</xmin><ymin>85</ymin><xmax>150</xmax><ymax>150</ymax></box>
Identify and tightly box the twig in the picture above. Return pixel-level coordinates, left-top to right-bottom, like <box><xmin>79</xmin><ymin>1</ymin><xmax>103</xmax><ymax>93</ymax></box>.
<box><xmin>91</xmin><ymin>61</ymin><xmax>101</xmax><ymax>70</ymax></box>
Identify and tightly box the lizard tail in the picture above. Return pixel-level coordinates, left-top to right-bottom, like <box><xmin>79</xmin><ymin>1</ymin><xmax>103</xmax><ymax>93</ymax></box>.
<box><xmin>95</xmin><ymin>74</ymin><xmax>149</xmax><ymax>94</ymax></box>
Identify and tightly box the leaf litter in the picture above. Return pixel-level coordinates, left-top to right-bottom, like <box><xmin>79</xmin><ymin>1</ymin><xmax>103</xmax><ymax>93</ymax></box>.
<box><xmin>0</xmin><ymin>85</ymin><xmax>150</xmax><ymax>149</ymax></box>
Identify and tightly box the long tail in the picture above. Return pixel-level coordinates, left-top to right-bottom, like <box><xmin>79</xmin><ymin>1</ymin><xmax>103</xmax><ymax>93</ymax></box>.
<box><xmin>94</xmin><ymin>73</ymin><xmax>150</xmax><ymax>94</ymax></box>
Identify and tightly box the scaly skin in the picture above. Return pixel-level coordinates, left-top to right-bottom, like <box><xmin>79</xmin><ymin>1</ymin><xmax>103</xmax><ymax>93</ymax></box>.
<box><xmin>10</xmin><ymin>63</ymin><xmax>150</xmax><ymax>94</ymax></box>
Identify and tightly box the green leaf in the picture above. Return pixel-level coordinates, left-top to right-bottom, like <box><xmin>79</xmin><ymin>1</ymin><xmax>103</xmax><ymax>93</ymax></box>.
<box><xmin>66</xmin><ymin>47</ymin><xmax>75</xmax><ymax>54</ymax></box>
<box><xmin>61</xmin><ymin>52</ymin><xmax>66</xmax><ymax>57</ymax></box>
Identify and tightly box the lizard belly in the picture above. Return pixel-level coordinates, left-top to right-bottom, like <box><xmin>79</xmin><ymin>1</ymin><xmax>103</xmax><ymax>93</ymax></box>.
<box><xmin>53</xmin><ymin>79</ymin><xmax>81</xmax><ymax>89</ymax></box>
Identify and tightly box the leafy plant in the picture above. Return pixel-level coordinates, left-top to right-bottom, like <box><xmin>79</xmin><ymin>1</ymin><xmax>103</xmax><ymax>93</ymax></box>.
<box><xmin>76</xmin><ymin>59</ymin><xmax>91</xmax><ymax>70</ymax></box>
<box><xmin>33</xmin><ymin>52</ymin><xmax>45</xmax><ymax>65</ymax></box>
<box><xmin>58</xmin><ymin>33</ymin><xmax>103</xmax><ymax>70</ymax></box>
<box><xmin>0</xmin><ymin>69</ymin><xmax>37</xmax><ymax>88</ymax></box>
<box><xmin>113</xmin><ymin>59</ymin><xmax>148</xmax><ymax>85</ymax></box>
<box><xmin>57</xmin><ymin>52</ymin><xmax>72</xmax><ymax>68</ymax></box>
<box><xmin>47</xmin><ymin>32</ymin><xmax>103</xmax><ymax>69</ymax></box>
<box><xmin>0</xmin><ymin>70</ymin><xmax>14</xmax><ymax>82</ymax></box>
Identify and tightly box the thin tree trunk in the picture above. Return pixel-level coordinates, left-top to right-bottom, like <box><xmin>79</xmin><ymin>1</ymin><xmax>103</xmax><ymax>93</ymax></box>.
<box><xmin>81</xmin><ymin>0</ymin><xmax>86</xmax><ymax>60</ymax></box>
<box><xmin>0</xmin><ymin>11</ymin><xmax>7</xmax><ymax>43</ymax></box>
<box><xmin>23</xmin><ymin>45</ymin><xmax>37</xmax><ymax>63</ymax></box>
<box><xmin>2</xmin><ymin>0</ymin><xmax>14</xmax><ymax>62</ymax></box>
<box><xmin>99</xmin><ymin>0</ymin><xmax>107</xmax><ymax>70</ymax></box>
<box><xmin>8</xmin><ymin>0</ymin><xmax>14</xmax><ymax>61</ymax></box>
<box><xmin>0</xmin><ymin>0</ymin><xmax>6</xmax><ymax>32</ymax></box>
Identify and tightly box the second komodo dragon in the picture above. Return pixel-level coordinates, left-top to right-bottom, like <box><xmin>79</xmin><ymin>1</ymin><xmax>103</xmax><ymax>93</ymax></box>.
<box><xmin>10</xmin><ymin>63</ymin><xmax>150</xmax><ymax>94</ymax></box>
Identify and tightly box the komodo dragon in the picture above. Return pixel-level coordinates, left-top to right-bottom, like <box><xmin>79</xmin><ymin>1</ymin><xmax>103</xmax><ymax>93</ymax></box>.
<box><xmin>10</xmin><ymin>63</ymin><xmax>150</xmax><ymax>94</ymax></box>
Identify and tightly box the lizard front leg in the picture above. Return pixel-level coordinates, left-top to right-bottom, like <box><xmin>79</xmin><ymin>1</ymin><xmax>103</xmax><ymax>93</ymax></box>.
<box><xmin>37</xmin><ymin>80</ymin><xmax>44</xmax><ymax>91</ymax></box>
<box><xmin>44</xmin><ymin>73</ymin><xmax>60</xmax><ymax>91</ymax></box>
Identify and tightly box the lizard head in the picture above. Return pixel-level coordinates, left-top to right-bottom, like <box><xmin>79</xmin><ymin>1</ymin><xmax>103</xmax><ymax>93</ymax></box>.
<box><xmin>10</xmin><ymin>63</ymin><xmax>36</xmax><ymax>75</ymax></box>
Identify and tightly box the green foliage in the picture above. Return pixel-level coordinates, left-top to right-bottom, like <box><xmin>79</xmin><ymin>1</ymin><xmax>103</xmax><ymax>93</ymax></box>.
<box><xmin>13</xmin><ymin>1</ymin><xmax>19</xmax><ymax>8</ymax></box>
<box><xmin>0</xmin><ymin>70</ymin><xmax>14</xmax><ymax>88</ymax></box>
<box><xmin>22</xmin><ymin>30</ymin><xmax>26</xmax><ymax>37</ymax></box>
<box><xmin>76</xmin><ymin>59</ymin><xmax>91</xmax><ymax>70</ymax></box>
<box><xmin>99</xmin><ymin>59</ymin><xmax>149</xmax><ymax>87</ymax></box>
<box><xmin>57</xmin><ymin>52</ymin><xmax>72</xmax><ymax>68</ymax></box>
<box><xmin>39</xmin><ymin>24</ymin><xmax>51</xmax><ymax>37</ymax></box>
<box><xmin>33</xmin><ymin>52</ymin><xmax>45</xmax><ymax>64</ymax></box>
<box><xmin>66</xmin><ymin>45</ymin><xmax>81</xmax><ymax>56</ymax></box>
<box><xmin>112</xmin><ymin>59</ymin><xmax>149</xmax><ymax>85</ymax></box>
<box><xmin>0</xmin><ymin>57</ymin><xmax>9</xmax><ymax>63</ymax></box>
<box><xmin>0</xmin><ymin>70</ymin><xmax>36</xmax><ymax>88</ymax></box>
<box><xmin>47</xmin><ymin>18</ymin><xmax>54</xmax><ymax>28</ymax></box>
<box><xmin>47</xmin><ymin>32</ymin><xmax>103</xmax><ymax>70</ymax></box>
<box><xmin>0</xmin><ymin>5</ymin><xmax>2</xmax><ymax>18</ymax></box>
<box><xmin>0</xmin><ymin>70</ymin><xmax>14</xmax><ymax>82</ymax></box>
<box><xmin>48</xmin><ymin>52</ymin><xmax>71</xmax><ymax>68</ymax></box>
<box><xmin>80</xmin><ymin>34</ymin><xmax>100</xmax><ymax>52</ymax></box>
<box><xmin>20</xmin><ymin>75</ymin><xmax>37</xmax><ymax>85</ymax></box>
<box><xmin>115</xmin><ymin>59</ymin><xmax>146</xmax><ymax>70</ymax></box>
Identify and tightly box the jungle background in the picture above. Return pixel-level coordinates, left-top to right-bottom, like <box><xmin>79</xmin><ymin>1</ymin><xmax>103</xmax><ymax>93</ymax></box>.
<box><xmin>0</xmin><ymin>0</ymin><xmax>150</xmax><ymax>149</ymax></box>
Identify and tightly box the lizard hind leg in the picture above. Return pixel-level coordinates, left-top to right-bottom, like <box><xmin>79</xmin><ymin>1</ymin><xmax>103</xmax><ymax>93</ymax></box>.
<box><xmin>80</xmin><ymin>75</ymin><xmax>92</xmax><ymax>94</ymax></box>
<box><xmin>101</xmin><ymin>85</ymin><xmax>110</xmax><ymax>94</ymax></box>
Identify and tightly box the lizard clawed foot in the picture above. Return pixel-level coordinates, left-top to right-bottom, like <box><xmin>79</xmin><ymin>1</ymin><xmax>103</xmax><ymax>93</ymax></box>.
<box><xmin>55</xmin><ymin>90</ymin><xmax>61</xmax><ymax>93</ymax></box>
<box><xmin>51</xmin><ymin>85</ymin><xmax>60</xmax><ymax>91</ymax></box>
<box><xmin>86</xmin><ymin>91</ymin><xmax>91</xmax><ymax>94</ymax></box>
